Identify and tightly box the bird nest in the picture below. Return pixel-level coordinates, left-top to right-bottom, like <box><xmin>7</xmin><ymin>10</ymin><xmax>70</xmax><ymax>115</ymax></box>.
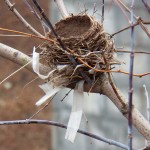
<box><xmin>40</xmin><ymin>15</ymin><xmax>118</xmax><ymax>87</ymax></box>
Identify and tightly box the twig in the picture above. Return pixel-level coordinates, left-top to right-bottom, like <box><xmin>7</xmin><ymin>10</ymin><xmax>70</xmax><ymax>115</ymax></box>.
<box><xmin>16</xmin><ymin>77</ymin><xmax>39</xmax><ymax>100</ymax></box>
<box><xmin>54</xmin><ymin>0</ymin><xmax>69</xmax><ymax>18</ymax></box>
<box><xmin>101</xmin><ymin>0</ymin><xmax>104</xmax><ymax>23</ymax></box>
<box><xmin>111</xmin><ymin>20</ymin><xmax>150</xmax><ymax>37</ymax></box>
<box><xmin>102</xmin><ymin>52</ymin><xmax>126</xmax><ymax>108</ymax></box>
<box><xmin>4</xmin><ymin>0</ymin><xmax>44</xmax><ymax>37</ymax></box>
<box><xmin>139</xmin><ymin>145</ymin><xmax>150</xmax><ymax>150</ymax></box>
<box><xmin>0</xmin><ymin>119</ymin><xmax>128</xmax><ymax>149</ymax></box>
<box><xmin>0</xmin><ymin>43</ymin><xmax>150</xmax><ymax>139</ymax></box>
<box><xmin>82</xmin><ymin>111</ymin><xmax>93</xmax><ymax>144</ymax></box>
<box><xmin>0</xmin><ymin>60</ymin><xmax>31</xmax><ymax>85</ymax></box>
<box><xmin>138</xmin><ymin>19</ymin><xmax>150</xmax><ymax>38</ymax></box>
<box><xmin>115</xmin><ymin>0</ymin><xmax>137</xmax><ymax>20</ymax></box>
<box><xmin>23</xmin><ymin>0</ymin><xmax>50</xmax><ymax>35</ymax></box>
<box><xmin>128</xmin><ymin>1</ymin><xmax>135</xmax><ymax>149</ymax></box>
<box><xmin>115</xmin><ymin>0</ymin><xmax>150</xmax><ymax>38</ymax></box>
<box><xmin>1</xmin><ymin>42</ymin><xmax>150</xmax><ymax>78</ymax></box>
<box><xmin>143</xmin><ymin>84</ymin><xmax>150</xmax><ymax>148</ymax></box>
<box><xmin>111</xmin><ymin>22</ymin><xmax>138</xmax><ymax>37</ymax></box>
<box><xmin>116</xmin><ymin>50</ymin><xmax>150</xmax><ymax>55</ymax></box>
<box><xmin>28</xmin><ymin>94</ymin><xmax>56</xmax><ymax>119</ymax></box>
<box><xmin>32</xmin><ymin>0</ymin><xmax>92</xmax><ymax>84</ymax></box>
<box><xmin>0</xmin><ymin>43</ymin><xmax>50</xmax><ymax>74</ymax></box>
<box><xmin>77</xmin><ymin>56</ymin><xmax>150</xmax><ymax>77</ymax></box>
<box><xmin>142</xmin><ymin>0</ymin><xmax>150</xmax><ymax>14</ymax></box>
<box><xmin>101</xmin><ymin>76</ymin><xmax>150</xmax><ymax>140</ymax></box>
<box><xmin>60</xmin><ymin>89</ymin><xmax>72</xmax><ymax>101</ymax></box>
<box><xmin>0</xmin><ymin>27</ymin><xmax>55</xmax><ymax>43</ymax></box>
<box><xmin>0</xmin><ymin>27</ymin><xmax>71</xmax><ymax>56</ymax></box>
<box><xmin>113</xmin><ymin>0</ymin><xmax>130</xmax><ymax>23</ymax></box>
<box><xmin>0</xmin><ymin>26</ymin><xmax>149</xmax><ymax>78</ymax></box>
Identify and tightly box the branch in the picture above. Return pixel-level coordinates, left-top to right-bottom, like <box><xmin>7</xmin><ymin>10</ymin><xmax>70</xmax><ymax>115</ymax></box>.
<box><xmin>142</xmin><ymin>0</ymin><xmax>150</xmax><ymax>14</ymax></box>
<box><xmin>101</xmin><ymin>78</ymin><xmax>150</xmax><ymax>140</ymax></box>
<box><xmin>128</xmin><ymin>1</ymin><xmax>135</xmax><ymax>148</ymax></box>
<box><xmin>139</xmin><ymin>145</ymin><xmax>150</xmax><ymax>150</ymax></box>
<box><xmin>0</xmin><ymin>119</ymin><xmax>128</xmax><ymax>149</ymax></box>
<box><xmin>54</xmin><ymin>0</ymin><xmax>69</xmax><ymax>18</ymax></box>
<box><xmin>0</xmin><ymin>43</ymin><xmax>150</xmax><ymax>140</ymax></box>
<box><xmin>0</xmin><ymin>43</ymin><xmax>50</xmax><ymax>74</ymax></box>
<box><xmin>4</xmin><ymin>0</ymin><xmax>44</xmax><ymax>38</ymax></box>
<box><xmin>116</xmin><ymin>50</ymin><xmax>150</xmax><ymax>55</ymax></box>
<box><xmin>114</xmin><ymin>0</ymin><xmax>150</xmax><ymax>38</ymax></box>
<box><xmin>101</xmin><ymin>0</ymin><xmax>104</xmax><ymax>23</ymax></box>
<box><xmin>32</xmin><ymin>0</ymin><xmax>92</xmax><ymax>84</ymax></box>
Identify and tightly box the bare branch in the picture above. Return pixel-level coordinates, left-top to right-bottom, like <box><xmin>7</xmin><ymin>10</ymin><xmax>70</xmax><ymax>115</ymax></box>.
<box><xmin>101</xmin><ymin>0</ymin><xmax>104</xmax><ymax>23</ymax></box>
<box><xmin>1</xmin><ymin>28</ymin><xmax>150</xmax><ymax>77</ymax></box>
<box><xmin>116</xmin><ymin>50</ymin><xmax>150</xmax><ymax>55</ymax></box>
<box><xmin>114</xmin><ymin>0</ymin><xmax>150</xmax><ymax>38</ymax></box>
<box><xmin>0</xmin><ymin>119</ymin><xmax>128</xmax><ymax>149</ymax></box>
<box><xmin>0</xmin><ymin>27</ymin><xmax>55</xmax><ymax>43</ymax></box>
<box><xmin>114</xmin><ymin>0</ymin><xmax>138</xmax><ymax>20</ymax></box>
<box><xmin>54</xmin><ymin>0</ymin><xmax>69</xmax><ymax>18</ymax></box>
<box><xmin>143</xmin><ymin>84</ymin><xmax>150</xmax><ymax>147</ymax></box>
<box><xmin>111</xmin><ymin>22</ymin><xmax>139</xmax><ymax>37</ymax></box>
<box><xmin>101</xmin><ymin>79</ymin><xmax>150</xmax><ymax>140</ymax></box>
<box><xmin>142</xmin><ymin>0</ymin><xmax>150</xmax><ymax>14</ymax></box>
<box><xmin>4</xmin><ymin>0</ymin><xmax>44</xmax><ymax>37</ymax></box>
<box><xmin>0</xmin><ymin>43</ymin><xmax>150</xmax><ymax>140</ymax></box>
<box><xmin>32</xmin><ymin>0</ymin><xmax>92</xmax><ymax>84</ymax></box>
<box><xmin>128</xmin><ymin>1</ymin><xmax>135</xmax><ymax>148</ymax></box>
<box><xmin>0</xmin><ymin>43</ymin><xmax>50</xmax><ymax>74</ymax></box>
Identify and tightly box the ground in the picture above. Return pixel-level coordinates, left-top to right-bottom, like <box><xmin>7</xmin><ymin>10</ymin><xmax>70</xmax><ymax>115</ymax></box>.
<box><xmin>0</xmin><ymin>1</ymin><xmax>51</xmax><ymax>150</ymax></box>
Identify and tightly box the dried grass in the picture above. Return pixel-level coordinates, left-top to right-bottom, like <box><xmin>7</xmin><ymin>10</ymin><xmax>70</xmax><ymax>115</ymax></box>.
<box><xmin>40</xmin><ymin>15</ymin><xmax>119</xmax><ymax>86</ymax></box>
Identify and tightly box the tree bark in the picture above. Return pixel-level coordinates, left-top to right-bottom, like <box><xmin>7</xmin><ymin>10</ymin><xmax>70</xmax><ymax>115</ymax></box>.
<box><xmin>0</xmin><ymin>43</ymin><xmax>150</xmax><ymax>140</ymax></box>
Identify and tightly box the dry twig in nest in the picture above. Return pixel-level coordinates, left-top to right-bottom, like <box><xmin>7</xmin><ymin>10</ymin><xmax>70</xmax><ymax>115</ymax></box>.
<box><xmin>40</xmin><ymin>15</ymin><xmax>120</xmax><ymax>87</ymax></box>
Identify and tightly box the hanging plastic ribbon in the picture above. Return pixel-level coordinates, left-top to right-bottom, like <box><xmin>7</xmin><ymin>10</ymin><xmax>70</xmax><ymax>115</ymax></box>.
<box><xmin>65</xmin><ymin>80</ymin><xmax>85</xmax><ymax>143</ymax></box>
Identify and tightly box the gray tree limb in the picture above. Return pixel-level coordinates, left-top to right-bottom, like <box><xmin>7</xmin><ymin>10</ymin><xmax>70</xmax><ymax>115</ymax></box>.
<box><xmin>0</xmin><ymin>43</ymin><xmax>150</xmax><ymax>140</ymax></box>
<box><xmin>4</xmin><ymin>0</ymin><xmax>44</xmax><ymax>38</ymax></box>
<box><xmin>0</xmin><ymin>119</ymin><xmax>128</xmax><ymax>149</ymax></box>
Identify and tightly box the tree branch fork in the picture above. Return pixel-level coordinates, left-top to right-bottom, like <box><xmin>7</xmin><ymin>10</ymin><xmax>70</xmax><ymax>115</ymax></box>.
<box><xmin>0</xmin><ymin>43</ymin><xmax>150</xmax><ymax>141</ymax></box>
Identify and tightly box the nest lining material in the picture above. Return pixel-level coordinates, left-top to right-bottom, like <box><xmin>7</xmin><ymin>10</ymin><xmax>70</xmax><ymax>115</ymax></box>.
<box><xmin>40</xmin><ymin>15</ymin><xmax>119</xmax><ymax>87</ymax></box>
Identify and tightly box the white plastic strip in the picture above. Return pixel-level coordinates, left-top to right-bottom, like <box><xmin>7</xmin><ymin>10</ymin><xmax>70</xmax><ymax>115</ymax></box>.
<box><xmin>36</xmin><ymin>82</ymin><xmax>61</xmax><ymax>106</ymax></box>
<box><xmin>143</xmin><ymin>84</ymin><xmax>150</xmax><ymax>123</ymax></box>
<box><xmin>32</xmin><ymin>47</ymin><xmax>55</xmax><ymax>79</ymax></box>
<box><xmin>65</xmin><ymin>80</ymin><xmax>84</xmax><ymax>143</ymax></box>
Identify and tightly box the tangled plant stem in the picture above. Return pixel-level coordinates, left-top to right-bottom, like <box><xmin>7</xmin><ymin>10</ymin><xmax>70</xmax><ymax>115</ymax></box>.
<box><xmin>0</xmin><ymin>27</ymin><xmax>150</xmax><ymax>78</ymax></box>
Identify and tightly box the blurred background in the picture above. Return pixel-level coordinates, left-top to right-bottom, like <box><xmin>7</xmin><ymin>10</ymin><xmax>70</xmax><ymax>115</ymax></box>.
<box><xmin>0</xmin><ymin>0</ymin><xmax>150</xmax><ymax>150</ymax></box>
